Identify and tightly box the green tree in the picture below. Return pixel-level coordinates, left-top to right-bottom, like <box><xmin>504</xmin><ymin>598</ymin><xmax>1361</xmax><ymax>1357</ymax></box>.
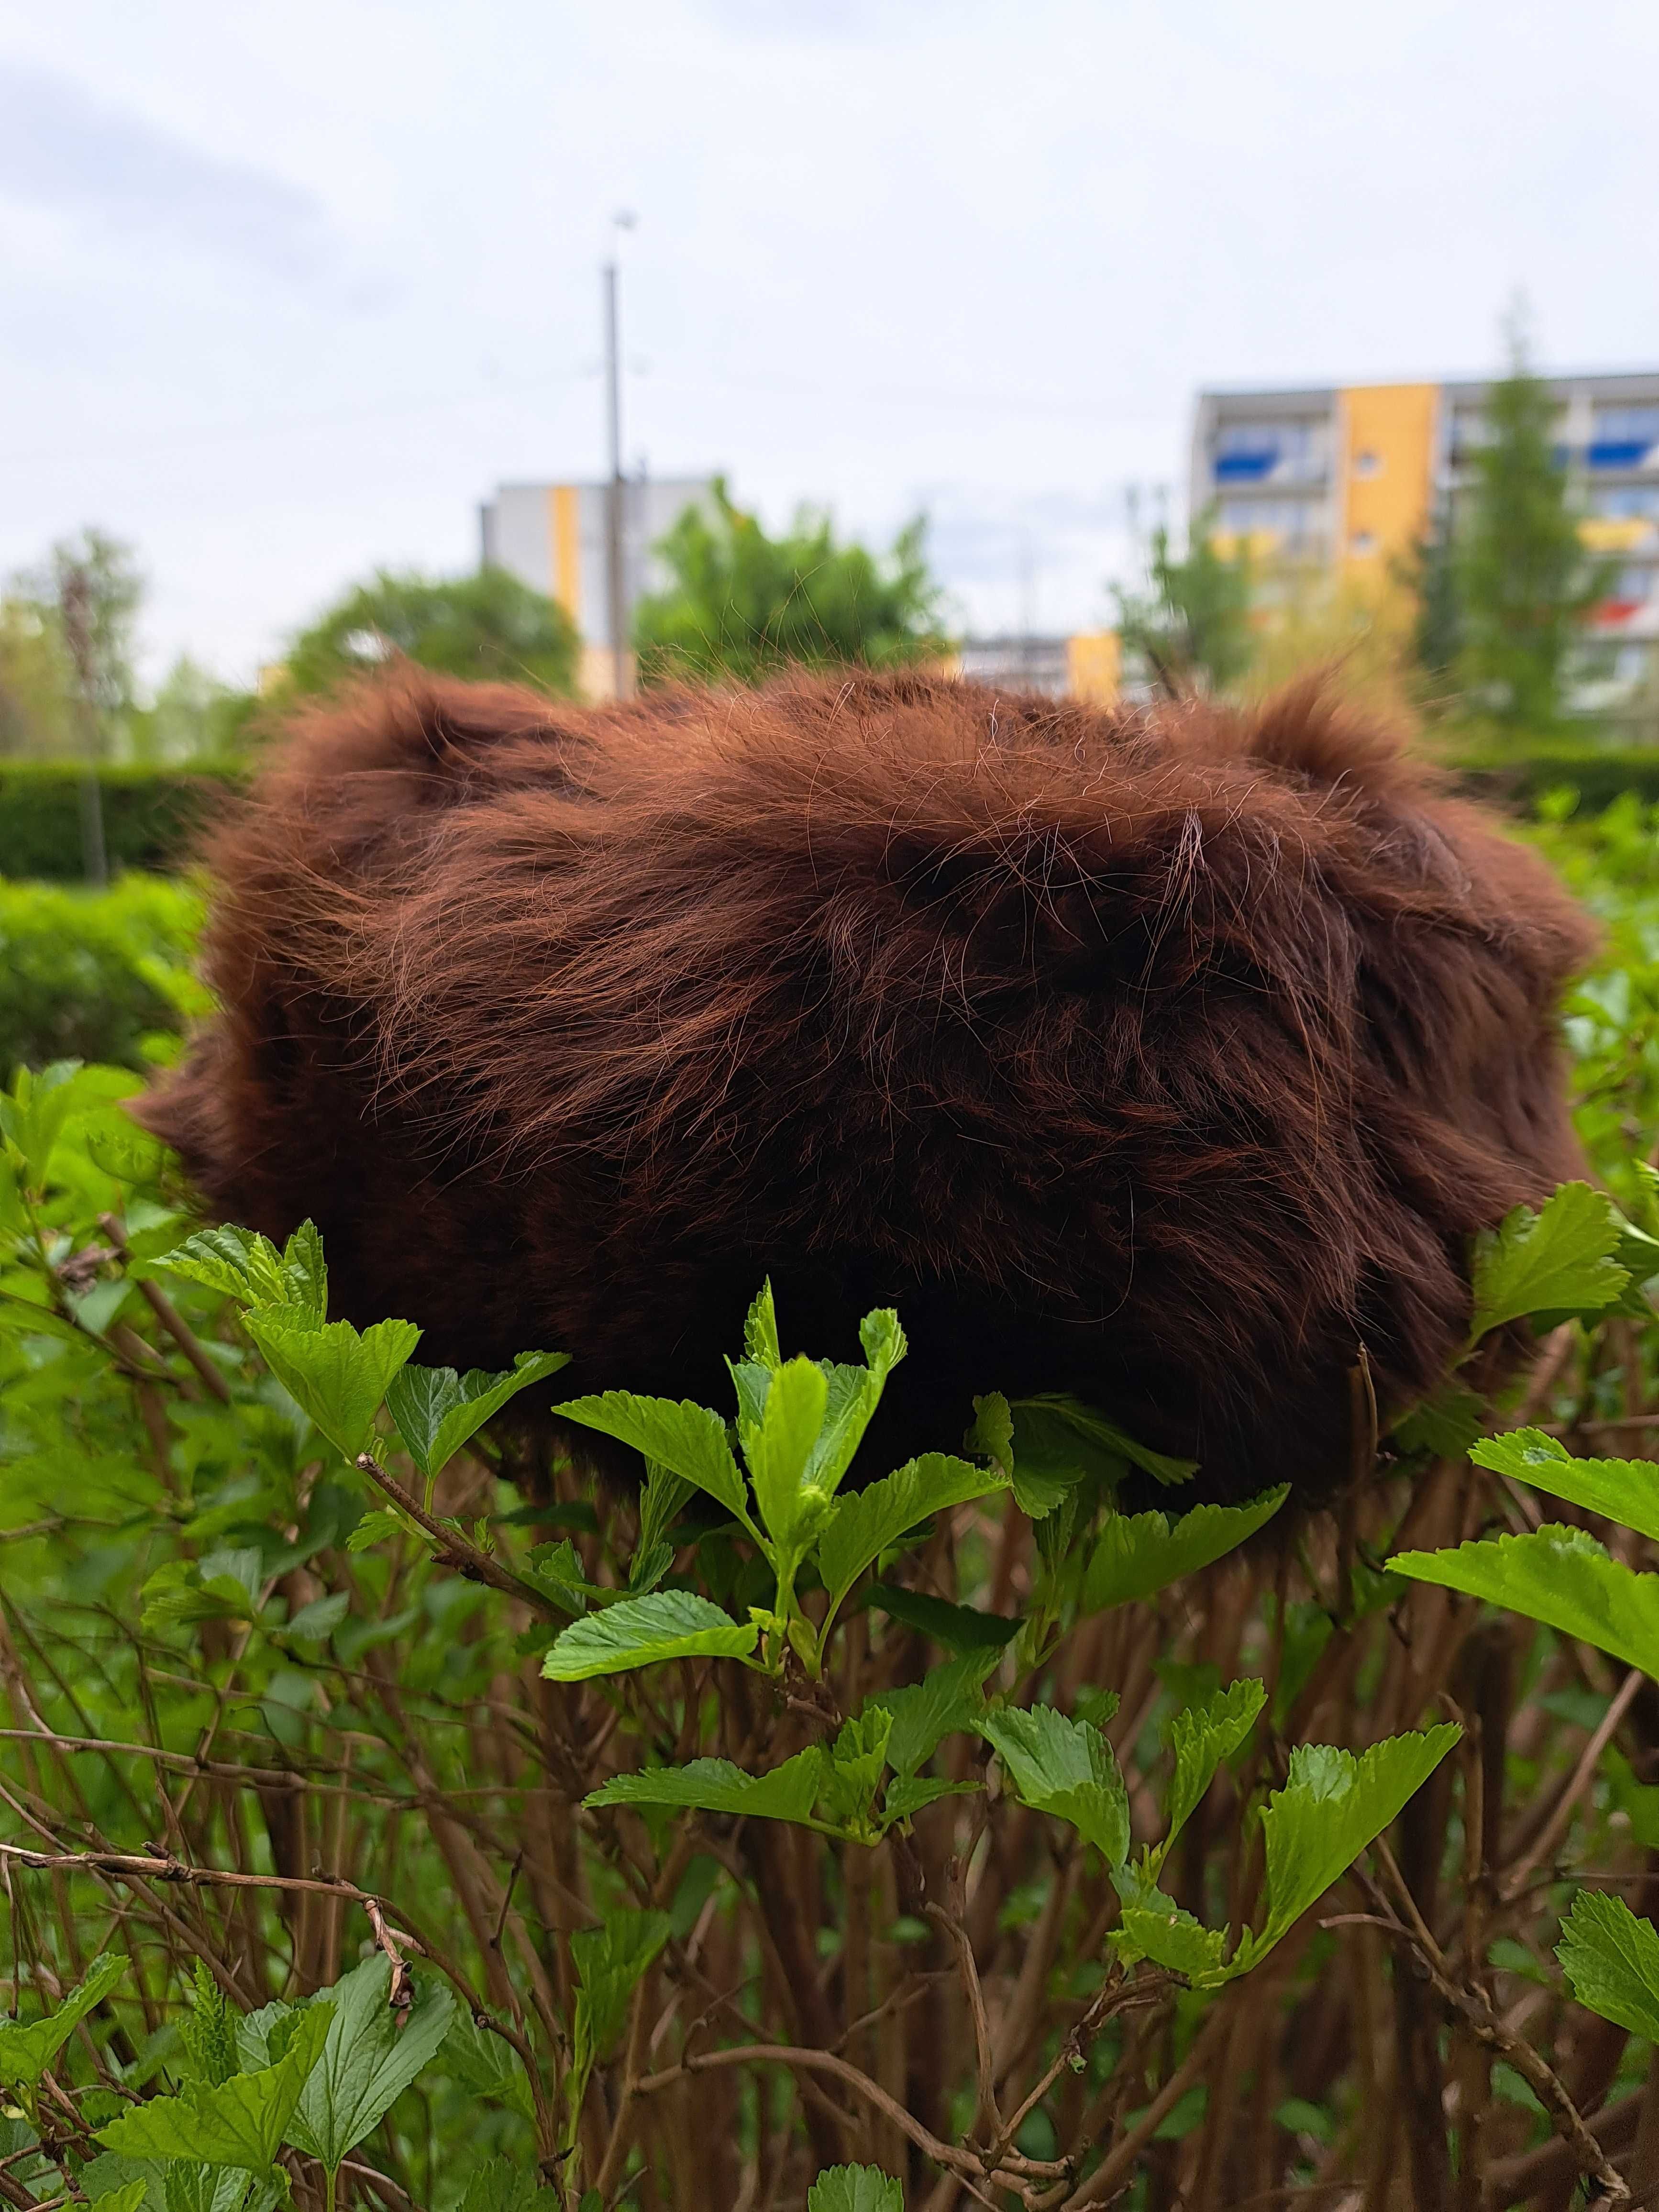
<box><xmin>285</xmin><ymin>566</ymin><xmax>580</xmax><ymax>698</ymax></box>
<box><xmin>1455</xmin><ymin>336</ymin><xmax>1609</xmax><ymax>731</ymax></box>
<box><xmin>0</xmin><ymin>599</ymin><xmax>75</xmax><ymax>758</ymax></box>
<box><xmin>129</xmin><ymin>657</ymin><xmax>259</xmax><ymax>764</ymax></box>
<box><xmin>633</xmin><ymin>479</ymin><xmax>947</xmax><ymax>686</ymax></box>
<box><xmin>1399</xmin><ymin>501</ymin><xmax>1463</xmax><ymax>692</ymax></box>
<box><xmin>10</xmin><ymin>530</ymin><xmax>143</xmax><ymax>761</ymax></box>
<box><xmin>1112</xmin><ymin>513</ymin><xmax>1253</xmax><ymax>697</ymax></box>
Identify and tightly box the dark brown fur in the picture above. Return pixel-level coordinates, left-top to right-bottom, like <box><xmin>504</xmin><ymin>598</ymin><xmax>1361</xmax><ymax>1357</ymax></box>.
<box><xmin>138</xmin><ymin>667</ymin><xmax>1595</xmax><ymax>1502</ymax></box>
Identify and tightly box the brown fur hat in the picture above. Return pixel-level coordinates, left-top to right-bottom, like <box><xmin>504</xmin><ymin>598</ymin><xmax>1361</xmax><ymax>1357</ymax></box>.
<box><xmin>137</xmin><ymin>666</ymin><xmax>1594</xmax><ymax>1503</ymax></box>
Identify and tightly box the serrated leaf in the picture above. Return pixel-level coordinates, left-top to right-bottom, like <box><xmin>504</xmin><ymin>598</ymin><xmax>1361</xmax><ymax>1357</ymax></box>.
<box><xmin>345</xmin><ymin>1508</ymin><xmax>402</xmax><ymax>1555</ymax></box>
<box><xmin>542</xmin><ymin>1590</ymin><xmax>759</xmax><ymax>1681</ymax></box>
<box><xmin>0</xmin><ymin>1951</ymin><xmax>126</xmax><ymax>2089</ymax></box>
<box><xmin>1469</xmin><ymin>1181</ymin><xmax>1629</xmax><ymax>1341</ymax></box>
<box><xmin>459</xmin><ymin>2155</ymin><xmax>561</xmax><ymax>2212</ymax></box>
<box><xmin>1081</xmin><ymin>1490</ymin><xmax>1289</xmax><ymax>1613</ymax></box>
<box><xmin>525</xmin><ymin>1537</ymin><xmax>596</xmax><ymax>1616</ymax></box>
<box><xmin>743</xmin><ymin>1281</ymin><xmax>782</xmax><ymax>1370</ymax></box>
<box><xmin>1471</xmin><ymin>1427</ymin><xmax>1659</xmax><ymax>1543</ymax></box>
<box><xmin>743</xmin><ymin>1356</ymin><xmax>830</xmax><ymax>1546</ymax></box>
<box><xmin>281</xmin><ymin>1957</ymin><xmax>454</xmax><ymax>2175</ymax></box>
<box><xmin>807</xmin><ymin>2165</ymin><xmax>904</xmax><ymax>2212</ymax></box>
<box><xmin>159</xmin><ymin>1219</ymin><xmax>328</xmax><ymax>1319</ymax></box>
<box><xmin>964</xmin><ymin>1392</ymin><xmax>1014</xmax><ymax>1476</ymax></box>
<box><xmin>871</xmin><ymin>1651</ymin><xmax>1002</xmax><ymax>1777</ymax></box>
<box><xmin>801</xmin><ymin>1308</ymin><xmax>908</xmax><ymax>1495</ymax></box>
<box><xmin>980</xmin><ymin>1705</ymin><xmax>1130</xmax><ymax>1864</ymax></box>
<box><xmin>1558</xmin><ymin>1888</ymin><xmax>1659</xmax><ymax>2043</ymax></box>
<box><xmin>179</xmin><ymin>1960</ymin><xmax>240</xmax><ymax>2090</ymax></box>
<box><xmin>633</xmin><ymin>1460</ymin><xmax>693</xmax><ymax>1589</ymax></box>
<box><xmin>866</xmin><ymin>1584</ymin><xmax>1020</xmax><ymax>1653</ymax></box>
<box><xmin>818</xmin><ymin>1710</ymin><xmax>894</xmax><ymax>1832</ymax></box>
<box><xmin>1156</xmin><ymin>1679</ymin><xmax>1267</xmax><ymax>1870</ymax></box>
<box><xmin>556</xmin><ymin>1392</ymin><xmax>759</xmax><ymax>1538</ymax></box>
<box><xmin>819</xmin><ymin>1455</ymin><xmax>1010</xmax><ymax>1619</ymax></box>
<box><xmin>584</xmin><ymin>1747</ymin><xmax>829</xmax><ymax>1826</ymax></box>
<box><xmin>1250</xmin><ymin>1726</ymin><xmax>1460</xmax><ymax>1955</ymax></box>
<box><xmin>96</xmin><ymin>2004</ymin><xmax>332</xmax><ymax>2169</ymax></box>
<box><xmin>1390</xmin><ymin>1384</ymin><xmax>1487</xmax><ymax>1461</ymax></box>
<box><xmin>280</xmin><ymin>1593</ymin><xmax>349</xmax><ymax>1645</ymax></box>
<box><xmin>244</xmin><ymin>1313</ymin><xmax>420</xmax><ymax>1461</ymax></box>
<box><xmin>1392</xmin><ymin>1526</ymin><xmax>1659</xmax><ymax>1678</ymax></box>
<box><xmin>387</xmin><ymin>1351</ymin><xmax>567</xmax><ymax>1483</ymax></box>
<box><xmin>570</xmin><ymin>1910</ymin><xmax>671</xmax><ymax>2127</ymax></box>
<box><xmin>1010</xmin><ymin>1394</ymin><xmax>1197</xmax><ymax>1498</ymax></box>
<box><xmin>1111</xmin><ymin>1866</ymin><xmax>1233</xmax><ymax>1987</ymax></box>
<box><xmin>880</xmin><ymin>1775</ymin><xmax>978</xmax><ymax>1828</ymax></box>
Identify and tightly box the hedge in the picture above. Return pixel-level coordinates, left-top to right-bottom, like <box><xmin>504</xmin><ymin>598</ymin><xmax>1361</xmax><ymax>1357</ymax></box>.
<box><xmin>0</xmin><ymin>760</ymin><xmax>243</xmax><ymax>881</ymax></box>
<box><xmin>0</xmin><ymin>874</ymin><xmax>204</xmax><ymax>1074</ymax></box>
<box><xmin>1449</xmin><ymin>738</ymin><xmax>1659</xmax><ymax>812</ymax></box>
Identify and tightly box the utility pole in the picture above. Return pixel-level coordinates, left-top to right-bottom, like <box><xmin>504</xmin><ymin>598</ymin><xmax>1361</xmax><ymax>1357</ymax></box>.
<box><xmin>603</xmin><ymin>211</ymin><xmax>636</xmax><ymax>702</ymax></box>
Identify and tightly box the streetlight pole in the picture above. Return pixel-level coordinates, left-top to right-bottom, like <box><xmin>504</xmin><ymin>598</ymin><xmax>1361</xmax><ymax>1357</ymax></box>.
<box><xmin>603</xmin><ymin>212</ymin><xmax>635</xmax><ymax>702</ymax></box>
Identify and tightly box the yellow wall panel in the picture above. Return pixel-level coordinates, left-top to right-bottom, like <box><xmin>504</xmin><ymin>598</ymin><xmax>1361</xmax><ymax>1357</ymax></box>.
<box><xmin>548</xmin><ymin>484</ymin><xmax>582</xmax><ymax>621</ymax></box>
<box><xmin>1067</xmin><ymin>630</ymin><xmax>1121</xmax><ymax>704</ymax></box>
<box><xmin>1338</xmin><ymin>384</ymin><xmax>1439</xmax><ymax>582</ymax></box>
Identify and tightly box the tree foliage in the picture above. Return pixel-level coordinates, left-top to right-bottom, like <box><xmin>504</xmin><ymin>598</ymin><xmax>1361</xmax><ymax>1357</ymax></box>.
<box><xmin>285</xmin><ymin>566</ymin><xmax>580</xmax><ymax>699</ymax></box>
<box><xmin>1454</xmin><ymin>334</ymin><xmax>1612</xmax><ymax>731</ymax></box>
<box><xmin>632</xmin><ymin>478</ymin><xmax>947</xmax><ymax>686</ymax></box>
<box><xmin>1112</xmin><ymin>512</ymin><xmax>1254</xmax><ymax>697</ymax></box>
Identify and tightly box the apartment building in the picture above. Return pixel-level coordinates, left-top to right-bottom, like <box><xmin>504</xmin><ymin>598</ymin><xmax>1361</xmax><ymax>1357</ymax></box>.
<box><xmin>479</xmin><ymin>476</ymin><xmax>716</xmax><ymax>697</ymax></box>
<box><xmin>1189</xmin><ymin>371</ymin><xmax>1659</xmax><ymax>715</ymax></box>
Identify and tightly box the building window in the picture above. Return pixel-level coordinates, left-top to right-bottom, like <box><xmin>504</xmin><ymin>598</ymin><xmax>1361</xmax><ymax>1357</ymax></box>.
<box><xmin>1591</xmin><ymin>485</ymin><xmax>1659</xmax><ymax>520</ymax></box>
<box><xmin>1352</xmin><ymin>451</ymin><xmax>1382</xmax><ymax>479</ymax></box>
<box><xmin>1350</xmin><ymin>530</ymin><xmax>1378</xmax><ymax>556</ymax></box>
<box><xmin>1212</xmin><ymin>419</ymin><xmax>1324</xmax><ymax>487</ymax></box>
<box><xmin>1590</xmin><ymin>405</ymin><xmax>1659</xmax><ymax>469</ymax></box>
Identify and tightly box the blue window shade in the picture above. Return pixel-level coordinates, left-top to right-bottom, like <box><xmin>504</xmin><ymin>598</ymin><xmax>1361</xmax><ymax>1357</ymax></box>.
<box><xmin>1214</xmin><ymin>449</ymin><xmax>1278</xmax><ymax>483</ymax></box>
<box><xmin>1589</xmin><ymin>440</ymin><xmax>1654</xmax><ymax>470</ymax></box>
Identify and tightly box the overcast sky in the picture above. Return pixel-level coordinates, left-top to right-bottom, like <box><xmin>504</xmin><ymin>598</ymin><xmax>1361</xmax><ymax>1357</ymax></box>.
<box><xmin>2</xmin><ymin>0</ymin><xmax>1656</xmax><ymax>686</ymax></box>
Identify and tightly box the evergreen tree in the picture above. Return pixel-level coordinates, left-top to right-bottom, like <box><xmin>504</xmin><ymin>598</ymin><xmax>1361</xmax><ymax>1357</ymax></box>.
<box><xmin>1455</xmin><ymin>336</ymin><xmax>1608</xmax><ymax>731</ymax></box>
<box><xmin>633</xmin><ymin>480</ymin><xmax>947</xmax><ymax>686</ymax></box>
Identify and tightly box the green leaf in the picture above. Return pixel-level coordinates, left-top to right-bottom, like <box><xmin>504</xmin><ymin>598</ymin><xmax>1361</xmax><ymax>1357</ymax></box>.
<box><xmin>281</xmin><ymin>1593</ymin><xmax>349</xmax><ymax>1644</ymax></box>
<box><xmin>281</xmin><ymin>1958</ymin><xmax>454</xmax><ymax>2175</ymax></box>
<box><xmin>1010</xmin><ymin>1394</ymin><xmax>1197</xmax><ymax>1501</ymax></box>
<box><xmin>1392</xmin><ymin>1527</ymin><xmax>1659</xmax><ymax>1679</ymax></box>
<box><xmin>524</xmin><ymin>1537</ymin><xmax>595</xmax><ymax>1616</ymax></box>
<box><xmin>1390</xmin><ymin>1384</ymin><xmax>1487</xmax><ymax>1461</ymax></box>
<box><xmin>160</xmin><ymin>1220</ymin><xmax>329</xmax><ymax>1319</ymax></box>
<box><xmin>96</xmin><ymin>2004</ymin><xmax>332</xmax><ymax>2169</ymax></box>
<box><xmin>0</xmin><ymin>1951</ymin><xmax>126</xmax><ymax>2089</ymax></box>
<box><xmin>964</xmin><ymin>1392</ymin><xmax>1014</xmax><ymax>1477</ymax></box>
<box><xmin>980</xmin><ymin>1705</ymin><xmax>1130</xmax><ymax>1865</ymax></box>
<box><xmin>1249</xmin><ymin>1726</ymin><xmax>1460</xmax><ymax>1957</ymax></box>
<box><xmin>743</xmin><ymin>1281</ymin><xmax>782</xmax><ymax>1370</ymax></box>
<box><xmin>0</xmin><ymin>1061</ymin><xmax>134</xmax><ymax>1188</ymax></box>
<box><xmin>1081</xmin><ymin>1490</ymin><xmax>1289</xmax><ymax>1613</ymax></box>
<box><xmin>1471</xmin><ymin>1427</ymin><xmax>1659</xmax><ymax>1543</ymax></box>
<box><xmin>542</xmin><ymin>1590</ymin><xmax>759</xmax><ymax>1681</ymax></box>
<box><xmin>1111</xmin><ymin>1866</ymin><xmax>1233</xmax><ymax>1987</ymax></box>
<box><xmin>818</xmin><ymin>1710</ymin><xmax>895</xmax><ymax>1833</ymax></box>
<box><xmin>585</xmin><ymin>1747</ymin><xmax>829</xmax><ymax>1827</ymax></box>
<box><xmin>743</xmin><ymin>1355</ymin><xmax>830</xmax><ymax>1546</ymax></box>
<box><xmin>387</xmin><ymin>1351</ymin><xmax>568</xmax><ymax>1483</ymax></box>
<box><xmin>459</xmin><ymin>2155</ymin><xmax>562</xmax><ymax>2212</ymax></box>
<box><xmin>345</xmin><ymin>1508</ymin><xmax>403</xmax><ymax>1556</ymax></box>
<box><xmin>807</xmin><ymin>2166</ymin><xmax>904</xmax><ymax>2212</ymax></box>
<box><xmin>244</xmin><ymin>1312</ymin><xmax>421</xmax><ymax>1461</ymax></box>
<box><xmin>571</xmin><ymin>1909</ymin><xmax>672</xmax><ymax>2078</ymax></box>
<box><xmin>871</xmin><ymin>1651</ymin><xmax>1002</xmax><ymax>1777</ymax></box>
<box><xmin>818</xmin><ymin>1455</ymin><xmax>1010</xmax><ymax>1620</ymax></box>
<box><xmin>880</xmin><ymin>1775</ymin><xmax>978</xmax><ymax>1828</ymax></box>
<box><xmin>1156</xmin><ymin>1679</ymin><xmax>1268</xmax><ymax>1870</ymax></box>
<box><xmin>866</xmin><ymin>1584</ymin><xmax>1020</xmax><ymax>1653</ymax></box>
<box><xmin>801</xmin><ymin>1308</ymin><xmax>908</xmax><ymax>1495</ymax></box>
<box><xmin>1468</xmin><ymin>1181</ymin><xmax>1629</xmax><ymax>1341</ymax></box>
<box><xmin>178</xmin><ymin>1961</ymin><xmax>239</xmax><ymax>2090</ymax></box>
<box><xmin>1558</xmin><ymin>1888</ymin><xmax>1659</xmax><ymax>2043</ymax></box>
<box><xmin>556</xmin><ymin>1392</ymin><xmax>759</xmax><ymax>1537</ymax></box>
<box><xmin>632</xmin><ymin>1460</ymin><xmax>694</xmax><ymax>1590</ymax></box>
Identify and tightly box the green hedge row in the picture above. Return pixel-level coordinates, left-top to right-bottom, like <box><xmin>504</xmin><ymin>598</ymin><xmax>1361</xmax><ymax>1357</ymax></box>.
<box><xmin>0</xmin><ymin>760</ymin><xmax>243</xmax><ymax>881</ymax></box>
<box><xmin>1450</xmin><ymin>740</ymin><xmax>1659</xmax><ymax>812</ymax></box>
<box><xmin>0</xmin><ymin>875</ymin><xmax>204</xmax><ymax>1074</ymax></box>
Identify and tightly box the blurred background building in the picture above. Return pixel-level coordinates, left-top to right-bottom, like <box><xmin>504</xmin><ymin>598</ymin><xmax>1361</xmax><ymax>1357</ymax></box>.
<box><xmin>1191</xmin><ymin>371</ymin><xmax>1659</xmax><ymax>711</ymax></box>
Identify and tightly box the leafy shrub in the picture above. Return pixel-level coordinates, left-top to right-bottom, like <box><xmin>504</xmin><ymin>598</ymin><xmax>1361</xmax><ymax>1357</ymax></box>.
<box><xmin>0</xmin><ymin>758</ymin><xmax>242</xmax><ymax>880</ymax></box>
<box><xmin>0</xmin><ymin>875</ymin><xmax>205</xmax><ymax>1074</ymax></box>
<box><xmin>8</xmin><ymin>1061</ymin><xmax>1659</xmax><ymax>2205</ymax></box>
